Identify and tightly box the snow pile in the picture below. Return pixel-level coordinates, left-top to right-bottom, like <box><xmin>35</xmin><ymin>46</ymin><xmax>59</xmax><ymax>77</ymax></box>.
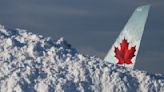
<box><xmin>0</xmin><ymin>25</ymin><xmax>164</xmax><ymax>92</ymax></box>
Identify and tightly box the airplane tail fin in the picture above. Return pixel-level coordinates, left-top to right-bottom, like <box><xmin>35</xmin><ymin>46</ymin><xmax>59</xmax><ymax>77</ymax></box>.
<box><xmin>104</xmin><ymin>5</ymin><xmax>151</xmax><ymax>68</ymax></box>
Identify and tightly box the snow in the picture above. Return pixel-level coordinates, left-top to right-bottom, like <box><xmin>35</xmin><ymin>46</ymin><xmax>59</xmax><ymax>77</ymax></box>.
<box><xmin>0</xmin><ymin>25</ymin><xmax>164</xmax><ymax>92</ymax></box>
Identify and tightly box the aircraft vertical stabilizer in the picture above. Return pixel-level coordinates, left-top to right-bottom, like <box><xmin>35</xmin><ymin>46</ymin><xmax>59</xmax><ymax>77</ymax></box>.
<box><xmin>104</xmin><ymin>5</ymin><xmax>150</xmax><ymax>68</ymax></box>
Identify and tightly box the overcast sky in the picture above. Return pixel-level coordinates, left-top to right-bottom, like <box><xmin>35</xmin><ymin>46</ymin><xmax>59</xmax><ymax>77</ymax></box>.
<box><xmin>0</xmin><ymin>0</ymin><xmax>164</xmax><ymax>74</ymax></box>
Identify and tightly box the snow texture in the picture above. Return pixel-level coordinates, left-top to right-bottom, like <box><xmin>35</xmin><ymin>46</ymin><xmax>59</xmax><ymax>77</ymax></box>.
<box><xmin>0</xmin><ymin>25</ymin><xmax>163</xmax><ymax>92</ymax></box>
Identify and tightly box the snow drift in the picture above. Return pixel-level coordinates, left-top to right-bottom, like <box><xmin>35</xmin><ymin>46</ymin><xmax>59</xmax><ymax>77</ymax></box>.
<box><xmin>0</xmin><ymin>25</ymin><xmax>164</xmax><ymax>92</ymax></box>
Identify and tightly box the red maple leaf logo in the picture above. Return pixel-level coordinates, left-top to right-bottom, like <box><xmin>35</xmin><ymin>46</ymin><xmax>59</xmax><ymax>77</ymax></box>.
<box><xmin>114</xmin><ymin>38</ymin><xmax>136</xmax><ymax>64</ymax></box>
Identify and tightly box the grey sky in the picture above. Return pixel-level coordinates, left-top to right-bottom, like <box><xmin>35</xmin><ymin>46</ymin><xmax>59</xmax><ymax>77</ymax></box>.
<box><xmin>0</xmin><ymin>0</ymin><xmax>164</xmax><ymax>74</ymax></box>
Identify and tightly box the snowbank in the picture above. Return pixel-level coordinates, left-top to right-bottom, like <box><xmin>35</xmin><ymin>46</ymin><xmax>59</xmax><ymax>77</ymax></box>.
<box><xmin>0</xmin><ymin>25</ymin><xmax>163</xmax><ymax>92</ymax></box>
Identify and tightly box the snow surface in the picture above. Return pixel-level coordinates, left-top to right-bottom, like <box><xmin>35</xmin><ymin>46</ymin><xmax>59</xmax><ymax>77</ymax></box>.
<box><xmin>0</xmin><ymin>25</ymin><xmax>164</xmax><ymax>92</ymax></box>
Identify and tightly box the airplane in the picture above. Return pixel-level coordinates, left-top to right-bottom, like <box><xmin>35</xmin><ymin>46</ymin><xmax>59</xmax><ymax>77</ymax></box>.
<box><xmin>104</xmin><ymin>5</ymin><xmax>151</xmax><ymax>69</ymax></box>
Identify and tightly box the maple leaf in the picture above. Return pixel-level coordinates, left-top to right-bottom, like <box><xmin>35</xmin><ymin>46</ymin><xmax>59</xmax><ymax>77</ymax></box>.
<box><xmin>114</xmin><ymin>38</ymin><xmax>136</xmax><ymax>65</ymax></box>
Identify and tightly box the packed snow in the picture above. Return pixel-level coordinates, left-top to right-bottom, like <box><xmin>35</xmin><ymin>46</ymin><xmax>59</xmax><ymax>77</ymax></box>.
<box><xmin>0</xmin><ymin>25</ymin><xmax>163</xmax><ymax>92</ymax></box>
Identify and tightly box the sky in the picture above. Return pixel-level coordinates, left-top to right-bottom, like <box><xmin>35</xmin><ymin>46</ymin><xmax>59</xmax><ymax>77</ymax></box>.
<box><xmin>0</xmin><ymin>0</ymin><xmax>164</xmax><ymax>74</ymax></box>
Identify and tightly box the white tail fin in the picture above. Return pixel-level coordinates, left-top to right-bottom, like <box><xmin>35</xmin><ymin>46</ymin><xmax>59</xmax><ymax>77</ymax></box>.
<box><xmin>104</xmin><ymin>5</ymin><xmax>150</xmax><ymax>68</ymax></box>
